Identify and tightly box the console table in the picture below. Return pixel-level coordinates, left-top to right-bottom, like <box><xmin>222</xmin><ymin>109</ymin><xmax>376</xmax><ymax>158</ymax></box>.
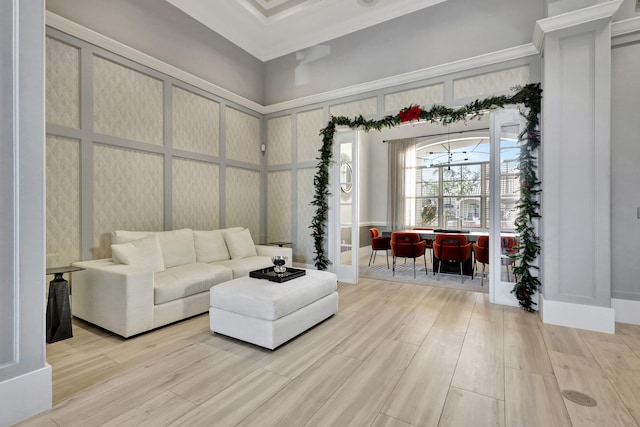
<box><xmin>46</xmin><ymin>266</ymin><xmax>84</xmax><ymax>343</ymax></box>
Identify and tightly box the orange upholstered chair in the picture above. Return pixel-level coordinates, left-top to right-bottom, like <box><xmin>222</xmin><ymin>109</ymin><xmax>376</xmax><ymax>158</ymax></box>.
<box><xmin>472</xmin><ymin>235</ymin><xmax>489</xmax><ymax>286</ymax></box>
<box><xmin>433</xmin><ymin>234</ymin><xmax>473</xmax><ymax>283</ymax></box>
<box><xmin>390</xmin><ymin>232</ymin><xmax>427</xmax><ymax>278</ymax></box>
<box><xmin>368</xmin><ymin>228</ymin><xmax>392</xmax><ymax>268</ymax></box>
<box><xmin>501</xmin><ymin>236</ymin><xmax>518</xmax><ymax>281</ymax></box>
<box><xmin>412</xmin><ymin>227</ymin><xmax>434</xmax><ymax>259</ymax></box>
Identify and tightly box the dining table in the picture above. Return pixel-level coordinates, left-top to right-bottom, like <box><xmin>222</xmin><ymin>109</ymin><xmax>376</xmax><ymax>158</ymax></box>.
<box><xmin>381</xmin><ymin>229</ymin><xmax>517</xmax><ymax>277</ymax></box>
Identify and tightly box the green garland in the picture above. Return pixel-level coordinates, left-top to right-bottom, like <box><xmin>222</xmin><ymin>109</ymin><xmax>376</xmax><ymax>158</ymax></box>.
<box><xmin>310</xmin><ymin>83</ymin><xmax>543</xmax><ymax>311</ymax></box>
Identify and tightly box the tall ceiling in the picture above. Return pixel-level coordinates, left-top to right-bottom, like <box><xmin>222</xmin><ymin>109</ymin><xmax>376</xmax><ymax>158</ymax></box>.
<box><xmin>166</xmin><ymin>0</ymin><xmax>447</xmax><ymax>61</ymax></box>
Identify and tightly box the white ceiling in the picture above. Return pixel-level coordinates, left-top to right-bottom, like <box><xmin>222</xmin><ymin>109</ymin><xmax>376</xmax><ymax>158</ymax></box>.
<box><xmin>166</xmin><ymin>0</ymin><xmax>447</xmax><ymax>61</ymax></box>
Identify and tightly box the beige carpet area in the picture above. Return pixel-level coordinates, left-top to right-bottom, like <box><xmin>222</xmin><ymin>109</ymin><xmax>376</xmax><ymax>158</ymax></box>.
<box><xmin>359</xmin><ymin>254</ymin><xmax>489</xmax><ymax>294</ymax></box>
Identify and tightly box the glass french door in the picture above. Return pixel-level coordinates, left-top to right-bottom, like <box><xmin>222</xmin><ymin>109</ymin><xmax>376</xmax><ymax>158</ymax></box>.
<box><xmin>329</xmin><ymin>130</ymin><xmax>359</xmax><ymax>283</ymax></box>
<box><xmin>489</xmin><ymin>108</ymin><xmax>528</xmax><ymax>305</ymax></box>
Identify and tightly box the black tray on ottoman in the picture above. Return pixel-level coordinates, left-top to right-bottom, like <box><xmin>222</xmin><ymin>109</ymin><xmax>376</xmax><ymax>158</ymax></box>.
<box><xmin>249</xmin><ymin>266</ymin><xmax>306</xmax><ymax>283</ymax></box>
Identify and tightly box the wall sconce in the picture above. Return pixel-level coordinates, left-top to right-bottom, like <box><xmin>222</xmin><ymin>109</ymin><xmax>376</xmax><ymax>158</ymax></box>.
<box><xmin>261</xmin><ymin>144</ymin><xmax>266</xmax><ymax>154</ymax></box>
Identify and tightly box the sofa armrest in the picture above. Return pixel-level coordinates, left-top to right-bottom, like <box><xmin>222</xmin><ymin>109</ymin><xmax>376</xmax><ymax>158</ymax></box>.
<box><xmin>71</xmin><ymin>259</ymin><xmax>155</xmax><ymax>338</ymax></box>
<box><xmin>254</xmin><ymin>245</ymin><xmax>293</xmax><ymax>267</ymax></box>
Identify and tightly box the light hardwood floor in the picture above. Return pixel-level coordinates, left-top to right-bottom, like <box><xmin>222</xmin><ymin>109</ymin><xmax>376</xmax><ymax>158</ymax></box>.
<box><xmin>18</xmin><ymin>277</ymin><xmax>640</xmax><ymax>427</ymax></box>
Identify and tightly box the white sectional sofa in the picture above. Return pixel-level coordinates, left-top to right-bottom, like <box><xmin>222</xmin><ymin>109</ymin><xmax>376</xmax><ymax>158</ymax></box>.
<box><xmin>71</xmin><ymin>227</ymin><xmax>292</xmax><ymax>338</ymax></box>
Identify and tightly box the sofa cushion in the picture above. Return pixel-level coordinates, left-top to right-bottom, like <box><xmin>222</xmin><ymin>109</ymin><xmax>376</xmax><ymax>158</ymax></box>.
<box><xmin>156</xmin><ymin>229</ymin><xmax>195</xmax><ymax>268</ymax></box>
<box><xmin>111</xmin><ymin>230</ymin><xmax>152</xmax><ymax>245</ymax></box>
<box><xmin>154</xmin><ymin>263</ymin><xmax>233</xmax><ymax>305</ymax></box>
<box><xmin>193</xmin><ymin>230</ymin><xmax>230</xmax><ymax>263</ymax></box>
<box><xmin>224</xmin><ymin>228</ymin><xmax>258</xmax><ymax>259</ymax></box>
<box><xmin>214</xmin><ymin>256</ymin><xmax>275</xmax><ymax>279</ymax></box>
<box><xmin>111</xmin><ymin>234</ymin><xmax>165</xmax><ymax>273</ymax></box>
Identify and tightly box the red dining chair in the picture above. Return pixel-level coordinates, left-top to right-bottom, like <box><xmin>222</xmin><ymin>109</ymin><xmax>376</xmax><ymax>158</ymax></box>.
<box><xmin>368</xmin><ymin>228</ymin><xmax>391</xmax><ymax>268</ymax></box>
<box><xmin>390</xmin><ymin>232</ymin><xmax>427</xmax><ymax>278</ymax></box>
<box><xmin>412</xmin><ymin>227</ymin><xmax>434</xmax><ymax>260</ymax></box>
<box><xmin>433</xmin><ymin>234</ymin><xmax>472</xmax><ymax>283</ymax></box>
<box><xmin>472</xmin><ymin>235</ymin><xmax>489</xmax><ymax>286</ymax></box>
<box><xmin>501</xmin><ymin>236</ymin><xmax>518</xmax><ymax>282</ymax></box>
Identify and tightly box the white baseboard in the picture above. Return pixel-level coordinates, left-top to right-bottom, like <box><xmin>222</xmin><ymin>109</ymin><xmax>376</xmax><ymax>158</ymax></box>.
<box><xmin>0</xmin><ymin>365</ymin><xmax>52</xmax><ymax>426</ymax></box>
<box><xmin>540</xmin><ymin>295</ymin><xmax>615</xmax><ymax>334</ymax></box>
<box><xmin>612</xmin><ymin>298</ymin><xmax>640</xmax><ymax>325</ymax></box>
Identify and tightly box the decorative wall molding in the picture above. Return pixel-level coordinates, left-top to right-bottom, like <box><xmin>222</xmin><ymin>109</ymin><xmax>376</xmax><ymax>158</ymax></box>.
<box><xmin>533</xmin><ymin>0</ymin><xmax>623</xmax><ymax>51</ymax></box>
<box><xmin>611</xmin><ymin>16</ymin><xmax>640</xmax><ymax>46</ymax></box>
<box><xmin>46</xmin><ymin>11</ymin><xmax>538</xmax><ymax>115</ymax></box>
<box><xmin>48</xmin><ymin>5</ymin><xmax>636</xmax><ymax>117</ymax></box>
<box><xmin>45</xmin><ymin>11</ymin><xmax>265</xmax><ymax>114</ymax></box>
<box><xmin>611</xmin><ymin>16</ymin><xmax>640</xmax><ymax>37</ymax></box>
<box><xmin>267</xmin><ymin>44</ymin><xmax>539</xmax><ymax>114</ymax></box>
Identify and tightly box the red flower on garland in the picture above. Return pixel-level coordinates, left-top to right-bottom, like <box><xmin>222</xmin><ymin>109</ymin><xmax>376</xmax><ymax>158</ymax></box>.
<box><xmin>399</xmin><ymin>105</ymin><xmax>422</xmax><ymax>123</ymax></box>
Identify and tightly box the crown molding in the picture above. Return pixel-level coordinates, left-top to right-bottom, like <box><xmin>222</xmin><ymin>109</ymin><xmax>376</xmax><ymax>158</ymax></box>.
<box><xmin>263</xmin><ymin>44</ymin><xmax>539</xmax><ymax>114</ymax></box>
<box><xmin>533</xmin><ymin>0</ymin><xmax>623</xmax><ymax>52</ymax></box>
<box><xmin>47</xmin><ymin>11</ymin><xmax>537</xmax><ymax>116</ymax></box>
<box><xmin>611</xmin><ymin>16</ymin><xmax>640</xmax><ymax>37</ymax></box>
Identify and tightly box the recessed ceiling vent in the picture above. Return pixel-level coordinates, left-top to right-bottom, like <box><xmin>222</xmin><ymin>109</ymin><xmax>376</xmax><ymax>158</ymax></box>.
<box><xmin>358</xmin><ymin>0</ymin><xmax>379</xmax><ymax>6</ymax></box>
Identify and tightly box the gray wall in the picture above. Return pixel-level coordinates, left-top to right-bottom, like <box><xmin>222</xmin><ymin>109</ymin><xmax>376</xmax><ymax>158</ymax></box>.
<box><xmin>263</xmin><ymin>0</ymin><xmax>543</xmax><ymax>104</ymax></box>
<box><xmin>611</xmin><ymin>37</ymin><xmax>640</xmax><ymax>301</ymax></box>
<box><xmin>46</xmin><ymin>0</ymin><xmax>265</xmax><ymax>104</ymax></box>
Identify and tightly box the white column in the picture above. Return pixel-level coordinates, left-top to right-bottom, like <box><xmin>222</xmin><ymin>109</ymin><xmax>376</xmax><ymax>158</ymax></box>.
<box><xmin>534</xmin><ymin>1</ymin><xmax>622</xmax><ymax>333</ymax></box>
<box><xmin>0</xmin><ymin>0</ymin><xmax>52</xmax><ymax>425</ymax></box>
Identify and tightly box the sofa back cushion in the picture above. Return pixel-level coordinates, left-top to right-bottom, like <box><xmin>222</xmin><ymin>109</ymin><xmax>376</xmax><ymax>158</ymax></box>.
<box><xmin>156</xmin><ymin>229</ymin><xmax>196</xmax><ymax>268</ymax></box>
<box><xmin>224</xmin><ymin>228</ymin><xmax>258</xmax><ymax>259</ymax></box>
<box><xmin>193</xmin><ymin>230</ymin><xmax>231</xmax><ymax>263</ymax></box>
<box><xmin>111</xmin><ymin>230</ymin><xmax>152</xmax><ymax>245</ymax></box>
<box><xmin>111</xmin><ymin>228</ymin><xmax>195</xmax><ymax>268</ymax></box>
<box><xmin>111</xmin><ymin>234</ymin><xmax>165</xmax><ymax>273</ymax></box>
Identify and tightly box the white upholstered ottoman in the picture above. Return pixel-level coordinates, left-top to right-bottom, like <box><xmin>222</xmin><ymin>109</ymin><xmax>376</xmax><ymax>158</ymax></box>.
<box><xmin>209</xmin><ymin>269</ymin><xmax>338</xmax><ymax>349</ymax></box>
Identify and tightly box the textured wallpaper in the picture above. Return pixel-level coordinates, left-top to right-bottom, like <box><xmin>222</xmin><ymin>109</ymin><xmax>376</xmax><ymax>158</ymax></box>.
<box><xmin>93</xmin><ymin>144</ymin><xmax>164</xmax><ymax>258</ymax></box>
<box><xmin>453</xmin><ymin>66</ymin><xmax>530</xmax><ymax>100</ymax></box>
<box><xmin>267</xmin><ymin>170</ymin><xmax>292</xmax><ymax>243</ymax></box>
<box><xmin>172</xmin><ymin>86</ymin><xmax>220</xmax><ymax>156</ymax></box>
<box><xmin>267</xmin><ymin>115</ymin><xmax>292</xmax><ymax>166</ymax></box>
<box><xmin>296</xmin><ymin>109</ymin><xmax>324</xmax><ymax>163</ymax></box>
<box><xmin>225</xmin><ymin>107</ymin><xmax>261</xmax><ymax>165</ymax></box>
<box><xmin>384</xmin><ymin>83</ymin><xmax>445</xmax><ymax>112</ymax></box>
<box><xmin>93</xmin><ymin>55</ymin><xmax>164</xmax><ymax>145</ymax></box>
<box><xmin>46</xmin><ymin>135</ymin><xmax>80</xmax><ymax>267</ymax></box>
<box><xmin>329</xmin><ymin>97</ymin><xmax>377</xmax><ymax>118</ymax></box>
<box><xmin>46</xmin><ymin>37</ymin><xmax>80</xmax><ymax>129</ymax></box>
<box><xmin>225</xmin><ymin>166</ymin><xmax>260</xmax><ymax>241</ymax></box>
<box><xmin>173</xmin><ymin>157</ymin><xmax>220</xmax><ymax>230</ymax></box>
<box><xmin>296</xmin><ymin>167</ymin><xmax>317</xmax><ymax>265</ymax></box>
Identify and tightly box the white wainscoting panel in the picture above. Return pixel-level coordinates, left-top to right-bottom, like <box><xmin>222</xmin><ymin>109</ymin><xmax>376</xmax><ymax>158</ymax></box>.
<box><xmin>267</xmin><ymin>115</ymin><xmax>292</xmax><ymax>166</ymax></box>
<box><xmin>93</xmin><ymin>144</ymin><xmax>164</xmax><ymax>258</ymax></box>
<box><xmin>225</xmin><ymin>107</ymin><xmax>261</xmax><ymax>166</ymax></box>
<box><xmin>93</xmin><ymin>55</ymin><xmax>163</xmax><ymax>145</ymax></box>
<box><xmin>46</xmin><ymin>36</ymin><xmax>79</xmax><ymax>128</ymax></box>
<box><xmin>267</xmin><ymin>170</ymin><xmax>292</xmax><ymax>243</ymax></box>
<box><xmin>296</xmin><ymin>167</ymin><xmax>316</xmax><ymax>266</ymax></box>
<box><xmin>453</xmin><ymin>65</ymin><xmax>530</xmax><ymax>100</ymax></box>
<box><xmin>46</xmin><ymin>135</ymin><xmax>80</xmax><ymax>267</ymax></box>
<box><xmin>225</xmin><ymin>166</ymin><xmax>261</xmax><ymax>240</ymax></box>
<box><xmin>296</xmin><ymin>108</ymin><xmax>324</xmax><ymax>163</ymax></box>
<box><xmin>172</xmin><ymin>86</ymin><xmax>220</xmax><ymax>156</ymax></box>
<box><xmin>173</xmin><ymin>157</ymin><xmax>220</xmax><ymax>230</ymax></box>
<box><xmin>384</xmin><ymin>83</ymin><xmax>444</xmax><ymax>112</ymax></box>
<box><xmin>329</xmin><ymin>97</ymin><xmax>377</xmax><ymax>118</ymax></box>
